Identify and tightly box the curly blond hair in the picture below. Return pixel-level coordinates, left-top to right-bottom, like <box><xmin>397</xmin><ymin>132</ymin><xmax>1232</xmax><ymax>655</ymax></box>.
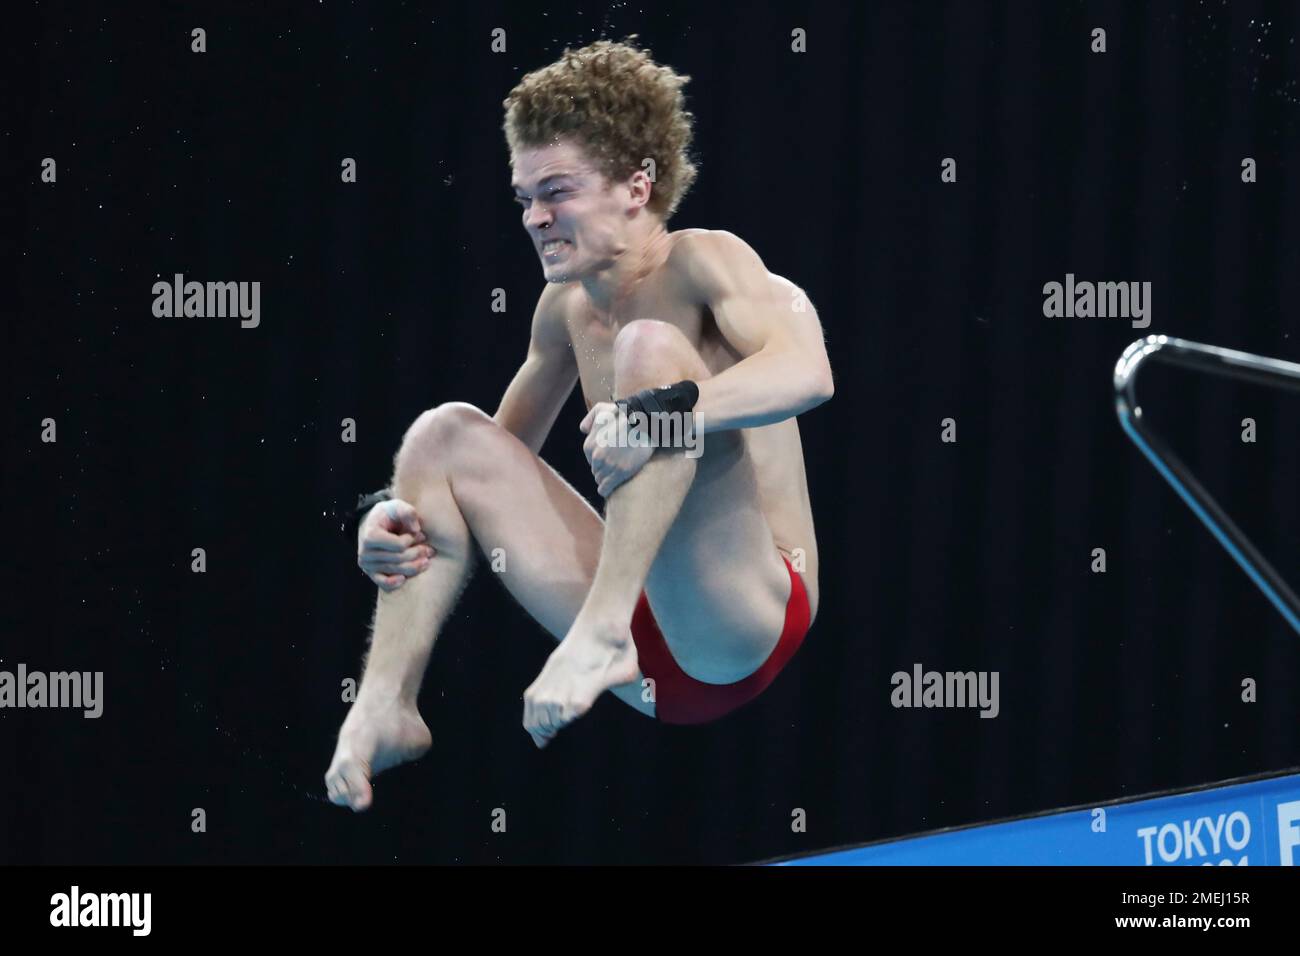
<box><xmin>502</xmin><ymin>38</ymin><xmax>698</xmax><ymax>220</ymax></box>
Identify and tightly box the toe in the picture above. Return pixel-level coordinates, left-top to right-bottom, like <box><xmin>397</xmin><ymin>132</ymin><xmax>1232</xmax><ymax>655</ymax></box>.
<box><xmin>325</xmin><ymin>772</ymin><xmax>344</xmax><ymax>806</ymax></box>
<box><xmin>341</xmin><ymin>765</ymin><xmax>373</xmax><ymax>811</ymax></box>
<box><xmin>328</xmin><ymin>756</ymin><xmax>373</xmax><ymax>811</ymax></box>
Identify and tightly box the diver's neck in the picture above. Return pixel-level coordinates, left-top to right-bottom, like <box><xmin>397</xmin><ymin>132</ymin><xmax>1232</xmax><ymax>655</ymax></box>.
<box><xmin>580</xmin><ymin>221</ymin><xmax>672</xmax><ymax>317</ymax></box>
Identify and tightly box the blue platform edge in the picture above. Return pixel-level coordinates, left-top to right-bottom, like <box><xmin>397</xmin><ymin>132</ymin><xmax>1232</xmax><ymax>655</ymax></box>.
<box><xmin>772</xmin><ymin>771</ymin><xmax>1300</xmax><ymax>865</ymax></box>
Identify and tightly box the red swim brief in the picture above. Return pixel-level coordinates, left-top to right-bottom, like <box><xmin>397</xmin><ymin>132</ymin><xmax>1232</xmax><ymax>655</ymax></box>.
<box><xmin>629</xmin><ymin>553</ymin><xmax>811</xmax><ymax>725</ymax></box>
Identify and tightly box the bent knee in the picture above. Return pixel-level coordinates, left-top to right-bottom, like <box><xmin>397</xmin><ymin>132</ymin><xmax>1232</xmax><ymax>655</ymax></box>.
<box><xmin>613</xmin><ymin>320</ymin><xmax>706</xmax><ymax>388</ymax></box>
<box><xmin>395</xmin><ymin>402</ymin><xmax>496</xmax><ymax>475</ymax></box>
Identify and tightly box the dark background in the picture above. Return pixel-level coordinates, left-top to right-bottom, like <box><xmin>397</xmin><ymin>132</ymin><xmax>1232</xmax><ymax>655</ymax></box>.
<box><xmin>4</xmin><ymin>0</ymin><xmax>1300</xmax><ymax>865</ymax></box>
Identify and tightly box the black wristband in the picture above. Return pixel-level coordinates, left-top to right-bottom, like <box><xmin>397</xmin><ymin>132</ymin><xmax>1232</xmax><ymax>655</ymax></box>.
<box><xmin>615</xmin><ymin>380</ymin><xmax>700</xmax><ymax>421</ymax></box>
<box><xmin>345</xmin><ymin>487</ymin><xmax>393</xmax><ymax>541</ymax></box>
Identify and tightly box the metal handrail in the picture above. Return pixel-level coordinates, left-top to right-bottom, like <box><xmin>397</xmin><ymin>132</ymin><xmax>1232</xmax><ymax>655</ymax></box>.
<box><xmin>1114</xmin><ymin>335</ymin><xmax>1300</xmax><ymax>635</ymax></box>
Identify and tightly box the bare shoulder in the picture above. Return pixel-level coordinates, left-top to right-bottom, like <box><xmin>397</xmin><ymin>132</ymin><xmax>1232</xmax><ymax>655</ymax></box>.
<box><xmin>666</xmin><ymin>228</ymin><xmax>801</xmax><ymax>301</ymax></box>
<box><xmin>529</xmin><ymin>281</ymin><xmax>577</xmax><ymax>350</ymax></box>
<box><xmin>667</xmin><ymin>228</ymin><xmax>764</xmax><ymax>276</ymax></box>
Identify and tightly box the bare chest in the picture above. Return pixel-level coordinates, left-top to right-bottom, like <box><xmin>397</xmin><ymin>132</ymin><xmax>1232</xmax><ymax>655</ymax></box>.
<box><xmin>565</xmin><ymin>283</ymin><xmax>734</xmax><ymax>407</ymax></box>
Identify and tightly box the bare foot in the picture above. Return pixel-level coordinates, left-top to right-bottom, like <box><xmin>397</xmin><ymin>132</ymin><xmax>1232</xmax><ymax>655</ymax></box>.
<box><xmin>522</xmin><ymin>622</ymin><xmax>640</xmax><ymax>748</ymax></box>
<box><xmin>324</xmin><ymin>701</ymin><xmax>432</xmax><ymax>811</ymax></box>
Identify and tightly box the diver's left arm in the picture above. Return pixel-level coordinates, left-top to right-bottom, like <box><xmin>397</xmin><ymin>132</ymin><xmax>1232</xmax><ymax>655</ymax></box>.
<box><xmin>673</xmin><ymin>230</ymin><xmax>833</xmax><ymax>434</ymax></box>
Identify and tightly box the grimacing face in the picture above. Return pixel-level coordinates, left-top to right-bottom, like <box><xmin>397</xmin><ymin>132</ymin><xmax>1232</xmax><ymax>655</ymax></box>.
<box><xmin>510</xmin><ymin>140</ymin><xmax>640</xmax><ymax>283</ymax></box>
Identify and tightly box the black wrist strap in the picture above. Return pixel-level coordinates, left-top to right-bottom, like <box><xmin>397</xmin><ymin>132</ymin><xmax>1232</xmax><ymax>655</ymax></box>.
<box><xmin>345</xmin><ymin>487</ymin><xmax>393</xmax><ymax>540</ymax></box>
<box><xmin>615</xmin><ymin>380</ymin><xmax>699</xmax><ymax>421</ymax></box>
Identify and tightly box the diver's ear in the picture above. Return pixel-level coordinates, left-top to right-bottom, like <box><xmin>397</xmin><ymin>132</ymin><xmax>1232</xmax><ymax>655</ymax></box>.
<box><xmin>626</xmin><ymin>164</ymin><xmax>654</xmax><ymax>210</ymax></box>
